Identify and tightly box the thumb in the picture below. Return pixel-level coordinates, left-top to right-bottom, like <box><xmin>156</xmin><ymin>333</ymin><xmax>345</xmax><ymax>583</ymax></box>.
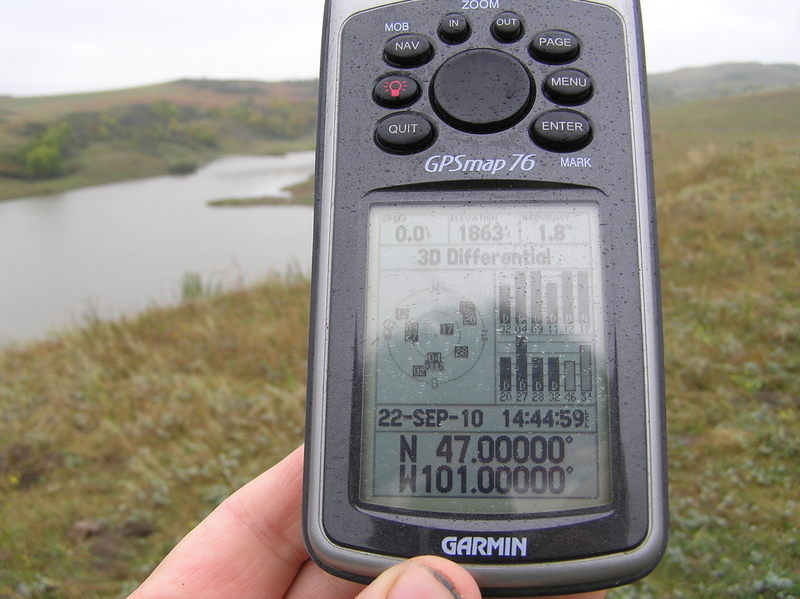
<box><xmin>355</xmin><ymin>557</ymin><xmax>480</xmax><ymax>599</ymax></box>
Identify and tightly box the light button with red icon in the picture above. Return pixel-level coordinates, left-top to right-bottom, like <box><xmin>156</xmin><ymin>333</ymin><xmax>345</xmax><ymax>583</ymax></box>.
<box><xmin>373</xmin><ymin>75</ymin><xmax>420</xmax><ymax>108</ymax></box>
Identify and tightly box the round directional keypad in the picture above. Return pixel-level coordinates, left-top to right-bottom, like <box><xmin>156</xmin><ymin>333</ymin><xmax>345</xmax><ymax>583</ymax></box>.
<box><xmin>431</xmin><ymin>49</ymin><xmax>532</xmax><ymax>134</ymax></box>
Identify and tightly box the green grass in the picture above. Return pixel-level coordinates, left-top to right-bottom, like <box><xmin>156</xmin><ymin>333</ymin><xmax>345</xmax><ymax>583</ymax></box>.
<box><xmin>1</xmin><ymin>88</ymin><xmax>799</xmax><ymax>598</ymax></box>
<box><xmin>610</xmin><ymin>95</ymin><xmax>800</xmax><ymax>598</ymax></box>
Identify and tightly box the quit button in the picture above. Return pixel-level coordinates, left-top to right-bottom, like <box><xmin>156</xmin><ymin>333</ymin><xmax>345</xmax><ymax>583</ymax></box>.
<box><xmin>375</xmin><ymin>113</ymin><xmax>436</xmax><ymax>154</ymax></box>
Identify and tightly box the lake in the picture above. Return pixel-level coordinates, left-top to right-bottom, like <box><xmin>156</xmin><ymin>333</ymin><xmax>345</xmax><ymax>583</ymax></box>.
<box><xmin>0</xmin><ymin>152</ymin><xmax>316</xmax><ymax>345</ymax></box>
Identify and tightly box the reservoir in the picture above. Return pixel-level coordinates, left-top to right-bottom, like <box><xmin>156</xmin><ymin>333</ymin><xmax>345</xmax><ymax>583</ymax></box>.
<box><xmin>0</xmin><ymin>151</ymin><xmax>315</xmax><ymax>345</ymax></box>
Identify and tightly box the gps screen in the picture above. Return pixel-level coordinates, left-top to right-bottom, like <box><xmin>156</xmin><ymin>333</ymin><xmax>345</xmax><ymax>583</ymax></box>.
<box><xmin>361</xmin><ymin>203</ymin><xmax>611</xmax><ymax>514</ymax></box>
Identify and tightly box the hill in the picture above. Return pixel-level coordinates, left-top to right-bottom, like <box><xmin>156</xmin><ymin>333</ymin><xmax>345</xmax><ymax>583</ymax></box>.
<box><xmin>650</xmin><ymin>86</ymin><xmax>800</xmax><ymax>190</ymax></box>
<box><xmin>3</xmin><ymin>63</ymin><xmax>798</xmax><ymax>201</ymax></box>
<box><xmin>648</xmin><ymin>62</ymin><xmax>800</xmax><ymax>107</ymax></box>
<box><xmin>0</xmin><ymin>79</ymin><xmax>318</xmax><ymax>200</ymax></box>
<box><xmin>1</xmin><ymin>85</ymin><xmax>799</xmax><ymax>598</ymax></box>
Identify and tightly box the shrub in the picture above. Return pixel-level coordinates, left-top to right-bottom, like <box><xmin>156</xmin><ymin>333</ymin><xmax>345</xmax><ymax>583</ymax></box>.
<box><xmin>24</xmin><ymin>144</ymin><xmax>64</xmax><ymax>178</ymax></box>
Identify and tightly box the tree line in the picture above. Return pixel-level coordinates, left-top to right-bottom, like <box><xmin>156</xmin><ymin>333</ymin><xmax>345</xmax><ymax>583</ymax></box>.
<box><xmin>0</xmin><ymin>97</ymin><xmax>317</xmax><ymax>180</ymax></box>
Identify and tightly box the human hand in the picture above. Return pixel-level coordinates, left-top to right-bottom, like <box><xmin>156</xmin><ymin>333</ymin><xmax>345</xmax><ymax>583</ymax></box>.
<box><xmin>128</xmin><ymin>445</ymin><xmax>605</xmax><ymax>599</ymax></box>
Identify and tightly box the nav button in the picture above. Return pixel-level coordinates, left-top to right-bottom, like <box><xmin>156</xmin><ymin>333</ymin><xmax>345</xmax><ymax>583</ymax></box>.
<box><xmin>383</xmin><ymin>34</ymin><xmax>434</xmax><ymax>67</ymax></box>
<box><xmin>375</xmin><ymin>113</ymin><xmax>436</xmax><ymax>154</ymax></box>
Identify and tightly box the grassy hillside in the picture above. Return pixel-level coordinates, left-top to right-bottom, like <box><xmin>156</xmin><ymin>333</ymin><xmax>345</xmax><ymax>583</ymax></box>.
<box><xmin>1</xmin><ymin>88</ymin><xmax>799</xmax><ymax>598</ymax></box>
<box><xmin>622</xmin><ymin>90</ymin><xmax>800</xmax><ymax>598</ymax></box>
<box><xmin>0</xmin><ymin>80</ymin><xmax>317</xmax><ymax>201</ymax></box>
<box><xmin>650</xmin><ymin>87</ymin><xmax>800</xmax><ymax>172</ymax></box>
<box><xmin>648</xmin><ymin>63</ymin><xmax>800</xmax><ymax>108</ymax></box>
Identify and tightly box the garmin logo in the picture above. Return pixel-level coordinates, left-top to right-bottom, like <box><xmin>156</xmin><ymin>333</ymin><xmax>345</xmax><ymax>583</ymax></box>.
<box><xmin>441</xmin><ymin>536</ymin><xmax>528</xmax><ymax>557</ymax></box>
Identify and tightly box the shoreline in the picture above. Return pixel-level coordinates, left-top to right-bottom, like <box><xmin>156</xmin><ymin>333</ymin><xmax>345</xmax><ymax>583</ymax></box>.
<box><xmin>0</xmin><ymin>143</ymin><xmax>315</xmax><ymax>203</ymax></box>
<box><xmin>207</xmin><ymin>173</ymin><xmax>314</xmax><ymax>207</ymax></box>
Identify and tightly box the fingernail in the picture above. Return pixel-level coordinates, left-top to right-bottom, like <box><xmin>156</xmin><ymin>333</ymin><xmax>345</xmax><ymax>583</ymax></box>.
<box><xmin>386</xmin><ymin>564</ymin><xmax>461</xmax><ymax>599</ymax></box>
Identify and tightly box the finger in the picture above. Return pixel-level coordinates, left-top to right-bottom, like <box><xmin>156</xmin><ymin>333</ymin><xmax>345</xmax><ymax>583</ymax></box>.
<box><xmin>284</xmin><ymin>554</ymin><xmax>605</xmax><ymax>599</ymax></box>
<box><xmin>130</xmin><ymin>446</ymin><xmax>308</xmax><ymax>599</ymax></box>
<box><xmin>355</xmin><ymin>556</ymin><xmax>482</xmax><ymax>599</ymax></box>
<box><xmin>283</xmin><ymin>558</ymin><xmax>366</xmax><ymax>599</ymax></box>
<box><xmin>350</xmin><ymin>557</ymin><xmax>605</xmax><ymax>599</ymax></box>
<box><xmin>537</xmin><ymin>592</ymin><xmax>606</xmax><ymax>599</ymax></box>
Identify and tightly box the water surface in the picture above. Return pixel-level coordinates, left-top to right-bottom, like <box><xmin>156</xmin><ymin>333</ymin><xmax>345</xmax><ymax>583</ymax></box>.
<box><xmin>0</xmin><ymin>152</ymin><xmax>315</xmax><ymax>344</ymax></box>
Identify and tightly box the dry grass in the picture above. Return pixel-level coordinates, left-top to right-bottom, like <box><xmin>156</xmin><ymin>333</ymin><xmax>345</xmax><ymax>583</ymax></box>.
<box><xmin>1</xmin><ymin>276</ymin><xmax>310</xmax><ymax>597</ymax></box>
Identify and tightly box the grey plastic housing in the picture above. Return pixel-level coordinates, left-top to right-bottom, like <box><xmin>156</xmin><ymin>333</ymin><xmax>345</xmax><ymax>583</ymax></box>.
<box><xmin>303</xmin><ymin>0</ymin><xmax>667</xmax><ymax>595</ymax></box>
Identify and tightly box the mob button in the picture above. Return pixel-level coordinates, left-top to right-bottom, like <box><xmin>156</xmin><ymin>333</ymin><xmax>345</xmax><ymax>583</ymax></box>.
<box><xmin>375</xmin><ymin>113</ymin><xmax>436</xmax><ymax>154</ymax></box>
<box><xmin>530</xmin><ymin>110</ymin><xmax>592</xmax><ymax>152</ymax></box>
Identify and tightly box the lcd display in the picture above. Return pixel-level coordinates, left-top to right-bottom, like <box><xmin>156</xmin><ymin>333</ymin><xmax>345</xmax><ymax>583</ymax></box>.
<box><xmin>361</xmin><ymin>203</ymin><xmax>611</xmax><ymax>514</ymax></box>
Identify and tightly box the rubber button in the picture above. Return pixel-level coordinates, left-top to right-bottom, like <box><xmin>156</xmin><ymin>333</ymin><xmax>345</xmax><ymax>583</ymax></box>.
<box><xmin>543</xmin><ymin>69</ymin><xmax>593</xmax><ymax>104</ymax></box>
<box><xmin>530</xmin><ymin>30</ymin><xmax>580</xmax><ymax>64</ymax></box>
<box><xmin>383</xmin><ymin>34</ymin><xmax>434</xmax><ymax>67</ymax></box>
<box><xmin>530</xmin><ymin>110</ymin><xmax>592</xmax><ymax>152</ymax></box>
<box><xmin>375</xmin><ymin>113</ymin><xmax>436</xmax><ymax>154</ymax></box>
<box><xmin>438</xmin><ymin>13</ymin><xmax>470</xmax><ymax>44</ymax></box>
<box><xmin>374</xmin><ymin>75</ymin><xmax>420</xmax><ymax>107</ymax></box>
<box><xmin>431</xmin><ymin>49</ymin><xmax>533</xmax><ymax>133</ymax></box>
<box><xmin>491</xmin><ymin>11</ymin><xmax>524</xmax><ymax>42</ymax></box>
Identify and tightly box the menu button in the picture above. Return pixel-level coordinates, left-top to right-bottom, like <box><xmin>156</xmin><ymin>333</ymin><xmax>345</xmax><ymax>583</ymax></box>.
<box><xmin>544</xmin><ymin>69</ymin><xmax>593</xmax><ymax>104</ymax></box>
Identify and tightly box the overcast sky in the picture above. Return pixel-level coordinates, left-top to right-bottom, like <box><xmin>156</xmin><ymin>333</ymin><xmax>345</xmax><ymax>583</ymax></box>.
<box><xmin>2</xmin><ymin>0</ymin><xmax>800</xmax><ymax>97</ymax></box>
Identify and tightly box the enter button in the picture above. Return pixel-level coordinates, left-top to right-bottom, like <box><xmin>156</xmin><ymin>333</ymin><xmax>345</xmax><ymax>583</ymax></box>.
<box><xmin>530</xmin><ymin>110</ymin><xmax>592</xmax><ymax>152</ymax></box>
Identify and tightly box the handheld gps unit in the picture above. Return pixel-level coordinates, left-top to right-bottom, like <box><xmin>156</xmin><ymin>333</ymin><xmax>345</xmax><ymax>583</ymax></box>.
<box><xmin>303</xmin><ymin>0</ymin><xmax>667</xmax><ymax>595</ymax></box>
